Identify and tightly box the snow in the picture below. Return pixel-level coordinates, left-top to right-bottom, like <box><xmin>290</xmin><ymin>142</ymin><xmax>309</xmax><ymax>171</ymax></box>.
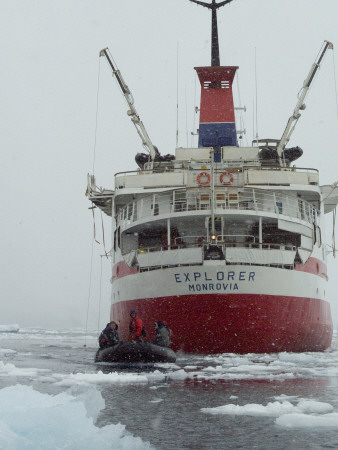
<box><xmin>0</xmin><ymin>385</ymin><xmax>154</xmax><ymax>449</ymax></box>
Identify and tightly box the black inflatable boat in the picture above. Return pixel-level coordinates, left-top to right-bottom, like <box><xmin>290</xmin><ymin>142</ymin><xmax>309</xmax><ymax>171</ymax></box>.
<box><xmin>95</xmin><ymin>341</ymin><xmax>176</xmax><ymax>363</ymax></box>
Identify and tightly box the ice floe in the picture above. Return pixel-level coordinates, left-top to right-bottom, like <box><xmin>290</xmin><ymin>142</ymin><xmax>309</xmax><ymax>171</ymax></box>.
<box><xmin>0</xmin><ymin>384</ymin><xmax>154</xmax><ymax>449</ymax></box>
<box><xmin>275</xmin><ymin>412</ymin><xmax>338</xmax><ymax>428</ymax></box>
<box><xmin>0</xmin><ymin>324</ymin><xmax>19</xmax><ymax>333</ymax></box>
<box><xmin>0</xmin><ymin>361</ymin><xmax>50</xmax><ymax>378</ymax></box>
<box><xmin>201</xmin><ymin>397</ymin><xmax>338</xmax><ymax>428</ymax></box>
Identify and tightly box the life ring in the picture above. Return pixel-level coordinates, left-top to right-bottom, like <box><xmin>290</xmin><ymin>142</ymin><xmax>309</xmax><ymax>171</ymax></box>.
<box><xmin>197</xmin><ymin>172</ymin><xmax>211</xmax><ymax>185</ymax></box>
<box><xmin>220</xmin><ymin>171</ymin><xmax>233</xmax><ymax>185</ymax></box>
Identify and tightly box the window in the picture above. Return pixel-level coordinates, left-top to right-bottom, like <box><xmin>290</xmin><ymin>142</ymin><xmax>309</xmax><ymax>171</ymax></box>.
<box><xmin>203</xmin><ymin>80</ymin><xmax>229</xmax><ymax>89</ymax></box>
<box><xmin>276</xmin><ymin>201</ymin><xmax>283</xmax><ymax>214</ymax></box>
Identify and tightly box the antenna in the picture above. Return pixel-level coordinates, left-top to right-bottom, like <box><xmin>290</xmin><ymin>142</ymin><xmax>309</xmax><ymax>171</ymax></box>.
<box><xmin>254</xmin><ymin>47</ymin><xmax>259</xmax><ymax>142</ymax></box>
<box><xmin>176</xmin><ymin>43</ymin><xmax>179</xmax><ymax>148</ymax></box>
<box><xmin>189</xmin><ymin>0</ymin><xmax>235</xmax><ymax>66</ymax></box>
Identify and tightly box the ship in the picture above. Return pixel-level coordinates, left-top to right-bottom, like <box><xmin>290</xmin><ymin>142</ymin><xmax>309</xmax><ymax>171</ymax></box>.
<box><xmin>86</xmin><ymin>0</ymin><xmax>338</xmax><ymax>354</ymax></box>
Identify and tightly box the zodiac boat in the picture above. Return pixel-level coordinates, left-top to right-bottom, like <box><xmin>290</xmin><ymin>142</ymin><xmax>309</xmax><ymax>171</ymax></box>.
<box><xmin>95</xmin><ymin>342</ymin><xmax>177</xmax><ymax>363</ymax></box>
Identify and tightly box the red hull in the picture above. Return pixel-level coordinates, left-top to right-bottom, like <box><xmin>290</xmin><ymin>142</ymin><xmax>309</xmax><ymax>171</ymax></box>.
<box><xmin>111</xmin><ymin>294</ymin><xmax>332</xmax><ymax>354</ymax></box>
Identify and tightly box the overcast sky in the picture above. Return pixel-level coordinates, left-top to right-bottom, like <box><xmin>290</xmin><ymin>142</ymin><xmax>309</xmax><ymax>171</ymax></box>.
<box><xmin>1</xmin><ymin>0</ymin><xmax>338</xmax><ymax>331</ymax></box>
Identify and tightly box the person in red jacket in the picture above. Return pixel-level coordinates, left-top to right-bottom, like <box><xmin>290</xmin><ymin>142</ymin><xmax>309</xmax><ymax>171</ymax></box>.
<box><xmin>129</xmin><ymin>310</ymin><xmax>144</xmax><ymax>342</ymax></box>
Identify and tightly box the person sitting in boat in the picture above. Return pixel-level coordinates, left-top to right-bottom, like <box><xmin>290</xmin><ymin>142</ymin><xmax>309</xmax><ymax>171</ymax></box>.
<box><xmin>98</xmin><ymin>321</ymin><xmax>120</xmax><ymax>348</ymax></box>
<box><xmin>129</xmin><ymin>310</ymin><xmax>144</xmax><ymax>342</ymax></box>
<box><xmin>153</xmin><ymin>321</ymin><xmax>171</xmax><ymax>348</ymax></box>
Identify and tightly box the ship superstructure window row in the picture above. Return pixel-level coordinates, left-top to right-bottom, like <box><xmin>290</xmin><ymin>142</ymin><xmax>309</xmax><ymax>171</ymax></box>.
<box><xmin>114</xmin><ymin>186</ymin><xmax>321</xmax><ymax>272</ymax></box>
<box><xmin>117</xmin><ymin>187</ymin><xmax>319</xmax><ymax>227</ymax></box>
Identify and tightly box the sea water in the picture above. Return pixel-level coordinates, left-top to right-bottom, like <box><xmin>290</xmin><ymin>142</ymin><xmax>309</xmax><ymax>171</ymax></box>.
<box><xmin>1</xmin><ymin>328</ymin><xmax>338</xmax><ymax>449</ymax></box>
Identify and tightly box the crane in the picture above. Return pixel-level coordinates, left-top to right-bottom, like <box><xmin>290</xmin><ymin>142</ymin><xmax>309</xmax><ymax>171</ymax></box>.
<box><xmin>99</xmin><ymin>48</ymin><xmax>158</xmax><ymax>162</ymax></box>
<box><xmin>276</xmin><ymin>40</ymin><xmax>333</xmax><ymax>160</ymax></box>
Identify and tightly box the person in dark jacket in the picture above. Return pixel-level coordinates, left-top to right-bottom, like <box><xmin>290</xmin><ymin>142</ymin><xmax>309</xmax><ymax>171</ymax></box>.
<box><xmin>153</xmin><ymin>320</ymin><xmax>171</xmax><ymax>348</ymax></box>
<box><xmin>129</xmin><ymin>310</ymin><xmax>144</xmax><ymax>342</ymax></box>
<box><xmin>99</xmin><ymin>321</ymin><xmax>120</xmax><ymax>348</ymax></box>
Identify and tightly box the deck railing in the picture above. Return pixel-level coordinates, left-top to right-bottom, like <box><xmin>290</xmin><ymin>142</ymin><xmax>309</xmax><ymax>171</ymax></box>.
<box><xmin>117</xmin><ymin>187</ymin><xmax>319</xmax><ymax>227</ymax></box>
<box><xmin>133</xmin><ymin>241</ymin><xmax>297</xmax><ymax>271</ymax></box>
<box><xmin>137</xmin><ymin>240</ymin><xmax>296</xmax><ymax>253</ymax></box>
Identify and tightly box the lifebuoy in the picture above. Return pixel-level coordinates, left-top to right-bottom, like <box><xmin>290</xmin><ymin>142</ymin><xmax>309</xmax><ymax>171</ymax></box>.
<box><xmin>220</xmin><ymin>171</ymin><xmax>233</xmax><ymax>185</ymax></box>
<box><xmin>197</xmin><ymin>172</ymin><xmax>211</xmax><ymax>185</ymax></box>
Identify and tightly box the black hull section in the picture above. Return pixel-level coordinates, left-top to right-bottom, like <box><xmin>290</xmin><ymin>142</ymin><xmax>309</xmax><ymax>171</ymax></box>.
<box><xmin>95</xmin><ymin>341</ymin><xmax>176</xmax><ymax>363</ymax></box>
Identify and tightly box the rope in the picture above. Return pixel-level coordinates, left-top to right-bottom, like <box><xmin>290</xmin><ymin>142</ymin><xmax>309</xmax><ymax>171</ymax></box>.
<box><xmin>92</xmin><ymin>208</ymin><xmax>100</xmax><ymax>244</ymax></box>
<box><xmin>325</xmin><ymin>52</ymin><xmax>338</xmax><ymax>259</ymax></box>
<box><xmin>84</xmin><ymin>207</ymin><xmax>104</xmax><ymax>345</ymax></box>
<box><xmin>333</xmin><ymin>206</ymin><xmax>336</xmax><ymax>258</ymax></box>
<box><xmin>100</xmin><ymin>210</ymin><xmax>109</xmax><ymax>257</ymax></box>
<box><xmin>92</xmin><ymin>57</ymin><xmax>101</xmax><ymax>175</ymax></box>
<box><xmin>84</xmin><ymin>237</ymin><xmax>94</xmax><ymax>347</ymax></box>
<box><xmin>331</xmin><ymin>51</ymin><xmax>338</xmax><ymax>125</ymax></box>
<box><xmin>97</xmin><ymin>255</ymin><xmax>103</xmax><ymax>334</ymax></box>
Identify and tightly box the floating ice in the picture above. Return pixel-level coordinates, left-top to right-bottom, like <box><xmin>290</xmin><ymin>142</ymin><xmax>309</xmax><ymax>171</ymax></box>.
<box><xmin>54</xmin><ymin>370</ymin><xmax>150</xmax><ymax>387</ymax></box>
<box><xmin>0</xmin><ymin>384</ymin><xmax>154</xmax><ymax>449</ymax></box>
<box><xmin>277</xmin><ymin>352</ymin><xmax>317</xmax><ymax>364</ymax></box>
<box><xmin>0</xmin><ymin>324</ymin><xmax>19</xmax><ymax>333</ymax></box>
<box><xmin>296</xmin><ymin>399</ymin><xmax>333</xmax><ymax>414</ymax></box>
<box><xmin>0</xmin><ymin>361</ymin><xmax>50</xmax><ymax>378</ymax></box>
<box><xmin>0</xmin><ymin>348</ymin><xmax>16</xmax><ymax>355</ymax></box>
<box><xmin>167</xmin><ymin>369</ymin><xmax>188</xmax><ymax>380</ymax></box>
<box><xmin>149</xmin><ymin>383</ymin><xmax>170</xmax><ymax>390</ymax></box>
<box><xmin>202</xmin><ymin>400</ymin><xmax>297</xmax><ymax>417</ymax></box>
<box><xmin>201</xmin><ymin>397</ymin><xmax>335</xmax><ymax>429</ymax></box>
<box><xmin>276</xmin><ymin>412</ymin><xmax>338</xmax><ymax>428</ymax></box>
<box><xmin>273</xmin><ymin>394</ymin><xmax>299</xmax><ymax>401</ymax></box>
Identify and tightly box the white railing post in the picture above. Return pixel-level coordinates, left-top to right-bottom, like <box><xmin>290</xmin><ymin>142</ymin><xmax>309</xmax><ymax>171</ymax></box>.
<box><xmin>252</xmin><ymin>189</ymin><xmax>257</xmax><ymax>211</ymax></box>
<box><xmin>167</xmin><ymin>218</ymin><xmax>171</xmax><ymax>249</ymax></box>
<box><xmin>259</xmin><ymin>216</ymin><xmax>262</xmax><ymax>250</ymax></box>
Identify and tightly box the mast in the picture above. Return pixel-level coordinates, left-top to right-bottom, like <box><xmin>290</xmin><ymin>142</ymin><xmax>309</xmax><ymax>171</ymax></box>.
<box><xmin>189</xmin><ymin>0</ymin><xmax>235</xmax><ymax>66</ymax></box>
<box><xmin>190</xmin><ymin>0</ymin><xmax>238</xmax><ymax>148</ymax></box>
<box><xmin>190</xmin><ymin>1</ymin><xmax>236</xmax><ymax>245</ymax></box>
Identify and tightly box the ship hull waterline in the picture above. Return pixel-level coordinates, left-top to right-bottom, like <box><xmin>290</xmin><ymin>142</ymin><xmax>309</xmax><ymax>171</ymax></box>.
<box><xmin>111</xmin><ymin>293</ymin><xmax>332</xmax><ymax>354</ymax></box>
